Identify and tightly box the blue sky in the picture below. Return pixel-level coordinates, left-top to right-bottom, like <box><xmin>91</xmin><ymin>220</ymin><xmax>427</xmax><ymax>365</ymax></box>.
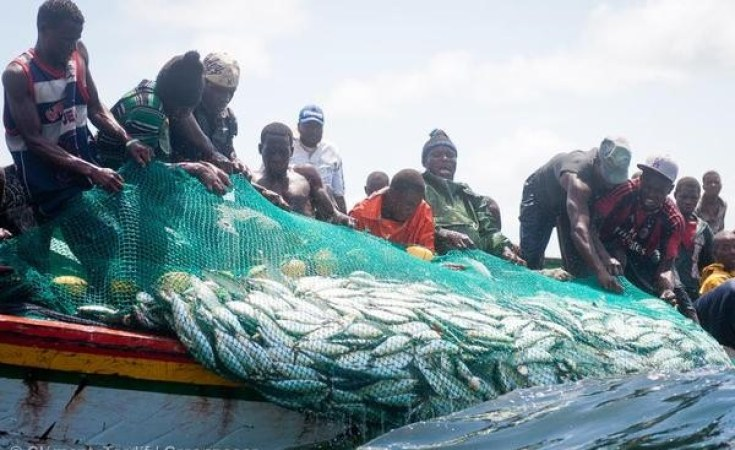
<box><xmin>2</xmin><ymin>0</ymin><xmax>734</xmax><ymax>253</ymax></box>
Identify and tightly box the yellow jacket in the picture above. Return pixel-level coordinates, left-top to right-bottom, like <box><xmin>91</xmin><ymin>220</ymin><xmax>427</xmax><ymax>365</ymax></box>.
<box><xmin>699</xmin><ymin>263</ymin><xmax>735</xmax><ymax>295</ymax></box>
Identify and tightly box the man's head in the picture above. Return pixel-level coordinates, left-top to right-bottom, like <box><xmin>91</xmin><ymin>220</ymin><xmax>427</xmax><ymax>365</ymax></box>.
<box><xmin>713</xmin><ymin>230</ymin><xmax>735</xmax><ymax>271</ymax></box>
<box><xmin>383</xmin><ymin>169</ymin><xmax>426</xmax><ymax>222</ymax></box>
<box><xmin>702</xmin><ymin>170</ymin><xmax>722</xmax><ymax>198</ymax></box>
<box><xmin>365</xmin><ymin>171</ymin><xmax>390</xmax><ymax>196</ymax></box>
<box><xmin>36</xmin><ymin>0</ymin><xmax>84</xmax><ymax>68</ymax></box>
<box><xmin>674</xmin><ymin>177</ymin><xmax>701</xmax><ymax>217</ymax></box>
<box><xmin>201</xmin><ymin>52</ymin><xmax>239</xmax><ymax>116</ymax></box>
<box><xmin>259</xmin><ymin>122</ymin><xmax>294</xmax><ymax>177</ymax></box>
<box><xmin>637</xmin><ymin>155</ymin><xmax>677</xmax><ymax>212</ymax></box>
<box><xmin>422</xmin><ymin>129</ymin><xmax>457</xmax><ymax>181</ymax></box>
<box><xmin>297</xmin><ymin>105</ymin><xmax>324</xmax><ymax>147</ymax></box>
<box><xmin>596</xmin><ymin>137</ymin><xmax>632</xmax><ymax>186</ymax></box>
<box><xmin>156</xmin><ymin>51</ymin><xmax>205</xmax><ymax>119</ymax></box>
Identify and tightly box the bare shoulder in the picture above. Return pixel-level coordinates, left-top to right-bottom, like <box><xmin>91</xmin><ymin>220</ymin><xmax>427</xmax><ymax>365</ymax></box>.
<box><xmin>288</xmin><ymin>168</ymin><xmax>310</xmax><ymax>186</ymax></box>
<box><xmin>2</xmin><ymin>62</ymin><xmax>29</xmax><ymax>95</ymax></box>
<box><xmin>562</xmin><ymin>172</ymin><xmax>591</xmax><ymax>197</ymax></box>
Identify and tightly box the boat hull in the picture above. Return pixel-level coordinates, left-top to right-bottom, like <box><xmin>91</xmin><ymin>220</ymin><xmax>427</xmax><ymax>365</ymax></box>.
<box><xmin>0</xmin><ymin>314</ymin><xmax>351</xmax><ymax>449</ymax></box>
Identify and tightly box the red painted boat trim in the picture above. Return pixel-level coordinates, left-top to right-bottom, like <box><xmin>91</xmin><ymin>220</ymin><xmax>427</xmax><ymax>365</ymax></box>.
<box><xmin>0</xmin><ymin>314</ymin><xmax>191</xmax><ymax>362</ymax></box>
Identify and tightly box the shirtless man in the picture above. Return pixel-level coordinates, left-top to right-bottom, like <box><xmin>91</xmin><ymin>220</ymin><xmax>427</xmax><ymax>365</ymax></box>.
<box><xmin>252</xmin><ymin>122</ymin><xmax>349</xmax><ymax>225</ymax></box>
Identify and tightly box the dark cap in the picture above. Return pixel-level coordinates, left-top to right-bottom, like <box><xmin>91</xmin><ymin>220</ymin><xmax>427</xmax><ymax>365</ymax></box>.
<box><xmin>421</xmin><ymin>129</ymin><xmax>457</xmax><ymax>164</ymax></box>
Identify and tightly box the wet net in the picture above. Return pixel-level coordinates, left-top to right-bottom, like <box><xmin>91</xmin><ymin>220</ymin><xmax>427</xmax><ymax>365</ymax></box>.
<box><xmin>0</xmin><ymin>162</ymin><xmax>730</xmax><ymax>425</ymax></box>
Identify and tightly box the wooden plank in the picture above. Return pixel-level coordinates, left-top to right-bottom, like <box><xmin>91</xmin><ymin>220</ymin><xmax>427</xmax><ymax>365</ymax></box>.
<box><xmin>0</xmin><ymin>374</ymin><xmax>348</xmax><ymax>448</ymax></box>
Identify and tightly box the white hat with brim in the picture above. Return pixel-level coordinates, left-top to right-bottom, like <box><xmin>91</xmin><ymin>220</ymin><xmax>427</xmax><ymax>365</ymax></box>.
<box><xmin>637</xmin><ymin>155</ymin><xmax>678</xmax><ymax>184</ymax></box>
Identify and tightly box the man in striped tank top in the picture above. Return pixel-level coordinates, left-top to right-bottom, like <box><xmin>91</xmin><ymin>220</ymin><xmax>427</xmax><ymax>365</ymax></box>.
<box><xmin>3</xmin><ymin>0</ymin><xmax>152</xmax><ymax>218</ymax></box>
<box><xmin>2</xmin><ymin>0</ymin><xmax>153</xmax><ymax>282</ymax></box>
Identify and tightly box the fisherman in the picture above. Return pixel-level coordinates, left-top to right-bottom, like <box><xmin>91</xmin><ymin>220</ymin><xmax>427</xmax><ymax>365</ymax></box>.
<box><xmin>595</xmin><ymin>155</ymin><xmax>698</xmax><ymax>321</ymax></box>
<box><xmin>421</xmin><ymin>129</ymin><xmax>525</xmax><ymax>265</ymax></box>
<box><xmin>350</xmin><ymin>169</ymin><xmax>435</xmax><ymax>252</ymax></box>
<box><xmin>694</xmin><ymin>230</ymin><xmax>735</xmax><ymax>349</ymax></box>
<box><xmin>252</xmin><ymin>122</ymin><xmax>350</xmax><ymax>225</ymax></box>
<box><xmin>696</xmin><ymin>170</ymin><xmax>727</xmax><ymax>233</ymax></box>
<box><xmin>364</xmin><ymin>171</ymin><xmax>389</xmax><ymax>197</ymax></box>
<box><xmin>170</xmin><ymin>52</ymin><xmax>247</xmax><ymax>173</ymax></box>
<box><xmin>291</xmin><ymin>105</ymin><xmax>347</xmax><ymax>213</ymax></box>
<box><xmin>3</xmin><ymin>0</ymin><xmax>151</xmax><ymax>217</ymax></box>
<box><xmin>96</xmin><ymin>51</ymin><xmax>232</xmax><ymax>195</ymax></box>
<box><xmin>673</xmin><ymin>177</ymin><xmax>714</xmax><ymax>300</ymax></box>
<box><xmin>2</xmin><ymin>0</ymin><xmax>152</xmax><ymax>282</ymax></box>
<box><xmin>167</xmin><ymin>51</ymin><xmax>288</xmax><ymax>207</ymax></box>
<box><xmin>519</xmin><ymin>137</ymin><xmax>632</xmax><ymax>292</ymax></box>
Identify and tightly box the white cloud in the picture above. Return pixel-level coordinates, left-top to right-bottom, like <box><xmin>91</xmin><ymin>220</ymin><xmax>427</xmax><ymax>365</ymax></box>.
<box><xmin>118</xmin><ymin>0</ymin><xmax>307</xmax><ymax>77</ymax></box>
<box><xmin>326</xmin><ymin>0</ymin><xmax>735</xmax><ymax>117</ymax></box>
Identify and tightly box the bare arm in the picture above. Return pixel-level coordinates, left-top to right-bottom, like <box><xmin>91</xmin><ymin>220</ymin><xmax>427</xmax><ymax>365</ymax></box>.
<box><xmin>334</xmin><ymin>194</ymin><xmax>347</xmax><ymax>215</ymax></box>
<box><xmin>561</xmin><ymin>172</ymin><xmax>622</xmax><ymax>292</ymax></box>
<box><xmin>2</xmin><ymin>63</ymin><xmax>122</xmax><ymax>192</ymax></box>
<box><xmin>78</xmin><ymin>42</ymin><xmax>151</xmax><ymax>166</ymax></box>
<box><xmin>294</xmin><ymin>165</ymin><xmax>350</xmax><ymax>225</ymax></box>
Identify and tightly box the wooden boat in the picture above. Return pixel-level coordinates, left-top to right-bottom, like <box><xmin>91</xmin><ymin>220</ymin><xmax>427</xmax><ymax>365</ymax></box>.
<box><xmin>0</xmin><ymin>313</ymin><xmax>353</xmax><ymax>449</ymax></box>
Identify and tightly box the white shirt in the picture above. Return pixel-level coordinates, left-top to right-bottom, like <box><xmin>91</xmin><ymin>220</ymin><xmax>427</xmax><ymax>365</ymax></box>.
<box><xmin>291</xmin><ymin>139</ymin><xmax>345</xmax><ymax>197</ymax></box>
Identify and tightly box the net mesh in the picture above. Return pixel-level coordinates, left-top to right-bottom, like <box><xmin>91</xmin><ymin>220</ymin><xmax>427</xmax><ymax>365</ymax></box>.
<box><xmin>0</xmin><ymin>162</ymin><xmax>730</xmax><ymax>426</ymax></box>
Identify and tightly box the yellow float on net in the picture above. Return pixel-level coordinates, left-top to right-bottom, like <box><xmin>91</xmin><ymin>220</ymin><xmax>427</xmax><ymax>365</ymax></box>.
<box><xmin>154</xmin><ymin>271</ymin><xmax>193</xmax><ymax>294</ymax></box>
<box><xmin>281</xmin><ymin>259</ymin><xmax>307</xmax><ymax>278</ymax></box>
<box><xmin>313</xmin><ymin>249</ymin><xmax>338</xmax><ymax>276</ymax></box>
<box><xmin>406</xmin><ymin>245</ymin><xmax>434</xmax><ymax>261</ymax></box>
<box><xmin>52</xmin><ymin>275</ymin><xmax>88</xmax><ymax>300</ymax></box>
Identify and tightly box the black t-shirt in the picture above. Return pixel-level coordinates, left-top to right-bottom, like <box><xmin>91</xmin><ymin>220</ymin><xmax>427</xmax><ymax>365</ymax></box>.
<box><xmin>528</xmin><ymin>148</ymin><xmax>599</xmax><ymax>211</ymax></box>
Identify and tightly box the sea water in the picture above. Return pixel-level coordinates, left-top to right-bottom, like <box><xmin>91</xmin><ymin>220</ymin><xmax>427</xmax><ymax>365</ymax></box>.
<box><xmin>361</xmin><ymin>367</ymin><xmax>735</xmax><ymax>449</ymax></box>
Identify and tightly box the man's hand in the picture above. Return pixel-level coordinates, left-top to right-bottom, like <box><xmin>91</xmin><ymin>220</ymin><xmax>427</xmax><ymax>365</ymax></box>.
<box><xmin>501</xmin><ymin>246</ymin><xmax>527</xmax><ymax>266</ymax></box>
<box><xmin>605</xmin><ymin>257</ymin><xmax>624</xmax><ymax>276</ymax></box>
<box><xmin>538</xmin><ymin>267</ymin><xmax>573</xmax><ymax>281</ymax></box>
<box><xmin>0</xmin><ymin>228</ymin><xmax>12</xmax><ymax>240</ymax></box>
<box><xmin>126</xmin><ymin>140</ymin><xmax>153</xmax><ymax>166</ymax></box>
<box><xmin>90</xmin><ymin>167</ymin><xmax>124</xmax><ymax>193</ymax></box>
<box><xmin>438</xmin><ymin>229</ymin><xmax>475</xmax><ymax>250</ymax></box>
<box><xmin>596</xmin><ymin>271</ymin><xmax>624</xmax><ymax>293</ymax></box>
<box><xmin>230</xmin><ymin>158</ymin><xmax>252</xmax><ymax>180</ymax></box>
<box><xmin>199</xmin><ymin>162</ymin><xmax>232</xmax><ymax>195</ymax></box>
<box><xmin>252</xmin><ymin>184</ymin><xmax>291</xmax><ymax>211</ymax></box>
<box><xmin>178</xmin><ymin>162</ymin><xmax>231</xmax><ymax>195</ymax></box>
<box><xmin>659</xmin><ymin>289</ymin><xmax>678</xmax><ymax>307</ymax></box>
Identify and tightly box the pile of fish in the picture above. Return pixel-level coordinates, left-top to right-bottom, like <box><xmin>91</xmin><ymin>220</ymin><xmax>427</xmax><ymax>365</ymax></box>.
<box><xmin>124</xmin><ymin>270</ymin><xmax>730</xmax><ymax>424</ymax></box>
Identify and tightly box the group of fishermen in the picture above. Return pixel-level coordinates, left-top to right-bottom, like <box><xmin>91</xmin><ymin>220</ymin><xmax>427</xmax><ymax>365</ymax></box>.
<box><xmin>2</xmin><ymin>0</ymin><xmax>735</xmax><ymax>350</ymax></box>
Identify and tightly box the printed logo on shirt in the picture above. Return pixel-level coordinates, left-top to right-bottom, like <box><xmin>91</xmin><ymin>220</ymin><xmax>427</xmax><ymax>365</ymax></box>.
<box><xmin>45</xmin><ymin>101</ymin><xmax>64</xmax><ymax>122</ymax></box>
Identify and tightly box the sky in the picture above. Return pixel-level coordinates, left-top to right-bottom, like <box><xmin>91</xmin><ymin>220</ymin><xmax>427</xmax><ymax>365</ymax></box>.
<box><xmin>1</xmin><ymin>0</ymin><xmax>734</xmax><ymax>256</ymax></box>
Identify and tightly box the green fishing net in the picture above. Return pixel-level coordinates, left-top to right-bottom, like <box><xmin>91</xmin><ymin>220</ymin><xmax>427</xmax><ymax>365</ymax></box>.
<box><xmin>0</xmin><ymin>162</ymin><xmax>730</xmax><ymax>425</ymax></box>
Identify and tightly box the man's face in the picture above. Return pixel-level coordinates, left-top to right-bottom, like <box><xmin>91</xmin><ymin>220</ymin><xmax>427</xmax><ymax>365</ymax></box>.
<box><xmin>387</xmin><ymin>189</ymin><xmax>423</xmax><ymax>222</ymax></box>
<box><xmin>424</xmin><ymin>146</ymin><xmax>457</xmax><ymax>180</ymax></box>
<box><xmin>714</xmin><ymin>235</ymin><xmax>735</xmax><ymax>271</ymax></box>
<box><xmin>703</xmin><ymin>173</ymin><xmax>722</xmax><ymax>197</ymax></box>
<box><xmin>201</xmin><ymin>81</ymin><xmax>235</xmax><ymax>116</ymax></box>
<box><xmin>261</xmin><ymin>136</ymin><xmax>292</xmax><ymax>176</ymax></box>
<box><xmin>39</xmin><ymin>19</ymin><xmax>82</xmax><ymax>67</ymax></box>
<box><xmin>639</xmin><ymin>172</ymin><xmax>673</xmax><ymax>212</ymax></box>
<box><xmin>674</xmin><ymin>185</ymin><xmax>700</xmax><ymax>217</ymax></box>
<box><xmin>298</xmin><ymin>121</ymin><xmax>323</xmax><ymax>147</ymax></box>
